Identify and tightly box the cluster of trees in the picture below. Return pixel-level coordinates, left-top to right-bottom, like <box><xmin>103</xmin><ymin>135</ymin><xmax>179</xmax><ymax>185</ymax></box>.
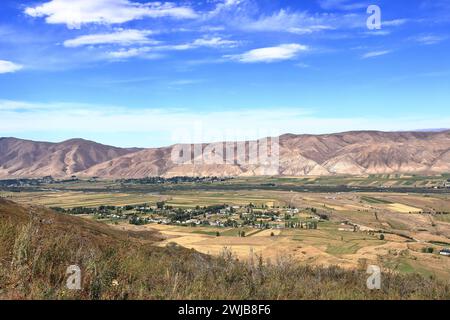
<box><xmin>170</xmin><ymin>209</ymin><xmax>195</xmax><ymax>223</ymax></box>
<box><xmin>285</xmin><ymin>221</ymin><xmax>318</xmax><ymax>229</ymax></box>
<box><xmin>223</xmin><ymin>219</ymin><xmax>239</xmax><ymax>228</ymax></box>
<box><xmin>420</xmin><ymin>211</ymin><xmax>450</xmax><ymax>215</ymax></box>
<box><xmin>51</xmin><ymin>206</ymin><xmax>98</xmax><ymax>215</ymax></box>
<box><xmin>51</xmin><ymin>203</ymin><xmax>153</xmax><ymax>217</ymax></box>
<box><xmin>118</xmin><ymin>176</ymin><xmax>231</xmax><ymax>185</ymax></box>
<box><xmin>157</xmin><ymin>202</ymin><xmax>230</xmax><ymax>212</ymax></box>
<box><xmin>129</xmin><ymin>215</ymin><xmax>150</xmax><ymax>225</ymax></box>
<box><xmin>0</xmin><ymin>176</ymin><xmax>54</xmax><ymax>187</ymax></box>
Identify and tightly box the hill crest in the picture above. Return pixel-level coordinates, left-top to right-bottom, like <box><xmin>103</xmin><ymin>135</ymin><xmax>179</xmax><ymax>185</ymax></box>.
<box><xmin>1</xmin><ymin>130</ymin><xmax>449</xmax><ymax>178</ymax></box>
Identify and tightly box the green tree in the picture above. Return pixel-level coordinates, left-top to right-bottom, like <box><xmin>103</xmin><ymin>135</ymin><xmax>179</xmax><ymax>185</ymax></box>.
<box><xmin>156</xmin><ymin>201</ymin><xmax>165</xmax><ymax>209</ymax></box>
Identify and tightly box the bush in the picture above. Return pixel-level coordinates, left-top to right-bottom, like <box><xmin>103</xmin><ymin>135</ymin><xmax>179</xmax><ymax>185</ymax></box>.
<box><xmin>422</xmin><ymin>247</ymin><xmax>434</xmax><ymax>254</ymax></box>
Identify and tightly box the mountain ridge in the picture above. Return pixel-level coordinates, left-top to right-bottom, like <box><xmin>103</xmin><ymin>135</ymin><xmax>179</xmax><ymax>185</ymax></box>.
<box><xmin>0</xmin><ymin>137</ymin><xmax>141</xmax><ymax>178</ymax></box>
<box><xmin>1</xmin><ymin>130</ymin><xmax>449</xmax><ymax>179</ymax></box>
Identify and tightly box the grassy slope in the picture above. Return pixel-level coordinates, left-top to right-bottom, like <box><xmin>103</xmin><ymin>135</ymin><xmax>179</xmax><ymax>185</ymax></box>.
<box><xmin>1</xmin><ymin>198</ymin><xmax>449</xmax><ymax>300</ymax></box>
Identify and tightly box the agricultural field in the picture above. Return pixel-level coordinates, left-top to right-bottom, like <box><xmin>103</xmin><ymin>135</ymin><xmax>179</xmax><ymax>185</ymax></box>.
<box><xmin>1</xmin><ymin>177</ymin><xmax>450</xmax><ymax>280</ymax></box>
<box><xmin>0</xmin><ymin>191</ymin><xmax>162</xmax><ymax>209</ymax></box>
<box><xmin>0</xmin><ymin>190</ymin><xmax>283</xmax><ymax>209</ymax></box>
<box><xmin>112</xmin><ymin>217</ymin><xmax>450</xmax><ymax>280</ymax></box>
<box><xmin>231</xmin><ymin>174</ymin><xmax>450</xmax><ymax>188</ymax></box>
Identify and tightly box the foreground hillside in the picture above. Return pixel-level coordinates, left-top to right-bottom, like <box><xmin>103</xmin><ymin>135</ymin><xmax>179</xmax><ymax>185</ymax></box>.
<box><xmin>0</xmin><ymin>198</ymin><xmax>449</xmax><ymax>300</ymax></box>
<box><xmin>1</xmin><ymin>130</ymin><xmax>449</xmax><ymax>179</ymax></box>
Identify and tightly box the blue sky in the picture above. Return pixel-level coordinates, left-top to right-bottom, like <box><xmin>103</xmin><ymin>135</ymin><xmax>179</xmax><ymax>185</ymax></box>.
<box><xmin>0</xmin><ymin>0</ymin><xmax>449</xmax><ymax>147</ymax></box>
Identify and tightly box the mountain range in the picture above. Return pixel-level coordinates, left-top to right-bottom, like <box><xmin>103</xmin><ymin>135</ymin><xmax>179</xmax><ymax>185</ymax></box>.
<box><xmin>1</xmin><ymin>130</ymin><xmax>449</xmax><ymax>179</ymax></box>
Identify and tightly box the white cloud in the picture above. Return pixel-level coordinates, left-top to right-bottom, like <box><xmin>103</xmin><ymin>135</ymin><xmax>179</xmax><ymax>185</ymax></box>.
<box><xmin>192</xmin><ymin>37</ymin><xmax>239</xmax><ymax>48</ymax></box>
<box><xmin>207</xmin><ymin>0</ymin><xmax>244</xmax><ymax>18</ymax></box>
<box><xmin>107</xmin><ymin>47</ymin><xmax>164</xmax><ymax>59</ymax></box>
<box><xmin>63</xmin><ymin>29</ymin><xmax>157</xmax><ymax>47</ymax></box>
<box><xmin>203</xmin><ymin>2</ymin><xmax>363</xmax><ymax>33</ymax></box>
<box><xmin>363</xmin><ymin>30</ymin><xmax>391</xmax><ymax>36</ymax></box>
<box><xmin>25</xmin><ymin>0</ymin><xmax>198</xmax><ymax>29</ymax></box>
<box><xmin>213</xmin><ymin>2</ymin><xmax>408</xmax><ymax>34</ymax></box>
<box><xmin>107</xmin><ymin>45</ymin><xmax>196</xmax><ymax>59</ymax></box>
<box><xmin>160</xmin><ymin>37</ymin><xmax>239</xmax><ymax>50</ymax></box>
<box><xmin>239</xmin><ymin>9</ymin><xmax>335</xmax><ymax>34</ymax></box>
<box><xmin>383</xmin><ymin>19</ymin><xmax>409</xmax><ymax>27</ymax></box>
<box><xmin>411</xmin><ymin>34</ymin><xmax>446</xmax><ymax>45</ymax></box>
<box><xmin>362</xmin><ymin>50</ymin><xmax>391</xmax><ymax>59</ymax></box>
<box><xmin>287</xmin><ymin>25</ymin><xmax>335</xmax><ymax>34</ymax></box>
<box><xmin>107</xmin><ymin>37</ymin><xmax>239</xmax><ymax>59</ymax></box>
<box><xmin>168</xmin><ymin>79</ymin><xmax>204</xmax><ymax>86</ymax></box>
<box><xmin>0</xmin><ymin>60</ymin><xmax>23</xmax><ymax>73</ymax></box>
<box><xmin>199</xmin><ymin>25</ymin><xmax>226</xmax><ymax>32</ymax></box>
<box><xmin>226</xmin><ymin>44</ymin><xmax>308</xmax><ymax>63</ymax></box>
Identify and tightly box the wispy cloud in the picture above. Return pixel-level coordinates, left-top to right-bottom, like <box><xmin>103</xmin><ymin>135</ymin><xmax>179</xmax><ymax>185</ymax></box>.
<box><xmin>362</xmin><ymin>30</ymin><xmax>391</xmax><ymax>36</ymax></box>
<box><xmin>383</xmin><ymin>19</ymin><xmax>409</xmax><ymax>27</ymax></box>
<box><xmin>106</xmin><ymin>47</ymin><xmax>163</xmax><ymax>59</ymax></box>
<box><xmin>107</xmin><ymin>36</ymin><xmax>239</xmax><ymax>59</ymax></box>
<box><xmin>239</xmin><ymin>9</ymin><xmax>335</xmax><ymax>34</ymax></box>
<box><xmin>295</xmin><ymin>63</ymin><xmax>310</xmax><ymax>69</ymax></box>
<box><xmin>206</xmin><ymin>0</ymin><xmax>243</xmax><ymax>18</ymax></box>
<box><xmin>410</xmin><ymin>34</ymin><xmax>446</xmax><ymax>45</ymax></box>
<box><xmin>25</xmin><ymin>0</ymin><xmax>198</xmax><ymax>29</ymax></box>
<box><xmin>0</xmin><ymin>60</ymin><xmax>23</xmax><ymax>73</ymax></box>
<box><xmin>212</xmin><ymin>2</ymin><xmax>411</xmax><ymax>34</ymax></box>
<box><xmin>362</xmin><ymin>50</ymin><xmax>391</xmax><ymax>59</ymax></box>
<box><xmin>63</xmin><ymin>29</ymin><xmax>157</xmax><ymax>47</ymax></box>
<box><xmin>167</xmin><ymin>79</ymin><xmax>205</xmax><ymax>86</ymax></box>
<box><xmin>203</xmin><ymin>1</ymin><xmax>374</xmax><ymax>34</ymax></box>
<box><xmin>191</xmin><ymin>37</ymin><xmax>239</xmax><ymax>48</ymax></box>
<box><xmin>225</xmin><ymin>44</ymin><xmax>308</xmax><ymax>63</ymax></box>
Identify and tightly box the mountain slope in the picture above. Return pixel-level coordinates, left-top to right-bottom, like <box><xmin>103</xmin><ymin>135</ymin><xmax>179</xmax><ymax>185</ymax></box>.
<box><xmin>1</xmin><ymin>130</ymin><xmax>449</xmax><ymax>178</ymax></box>
<box><xmin>81</xmin><ymin>130</ymin><xmax>450</xmax><ymax>178</ymax></box>
<box><xmin>0</xmin><ymin>137</ymin><xmax>140</xmax><ymax>178</ymax></box>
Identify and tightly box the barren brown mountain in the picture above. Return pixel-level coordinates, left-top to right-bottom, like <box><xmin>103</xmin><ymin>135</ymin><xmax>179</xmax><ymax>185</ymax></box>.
<box><xmin>0</xmin><ymin>137</ymin><xmax>139</xmax><ymax>178</ymax></box>
<box><xmin>1</xmin><ymin>130</ymin><xmax>449</xmax><ymax>179</ymax></box>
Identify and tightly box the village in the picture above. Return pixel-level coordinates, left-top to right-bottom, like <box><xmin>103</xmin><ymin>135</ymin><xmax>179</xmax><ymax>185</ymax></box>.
<box><xmin>51</xmin><ymin>196</ymin><xmax>450</xmax><ymax>258</ymax></box>
<box><xmin>52</xmin><ymin>201</ymin><xmax>326</xmax><ymax>233</ymax></box>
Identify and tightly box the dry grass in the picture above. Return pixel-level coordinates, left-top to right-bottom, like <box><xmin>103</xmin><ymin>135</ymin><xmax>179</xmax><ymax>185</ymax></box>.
<box><xmin>1</xmin><ymin>199</ymin><xmax>450</xmax><ymax>300</ymax></box>
<box><xmin>387</xmin><ymin>203</ymin><xmax>422</xmax><ymax>213</ymax></box>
